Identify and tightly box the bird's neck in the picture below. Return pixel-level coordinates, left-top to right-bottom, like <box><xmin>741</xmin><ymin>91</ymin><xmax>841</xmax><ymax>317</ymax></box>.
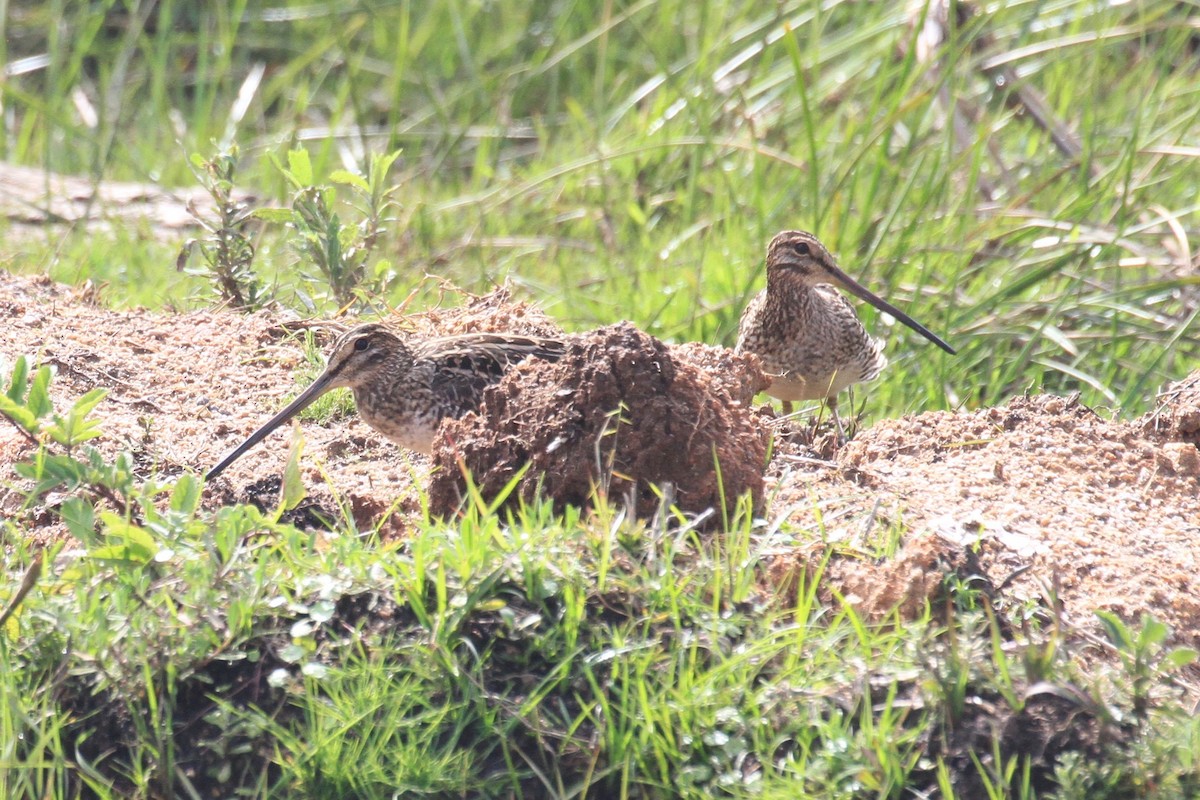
<box><xmin>765</xmin><ymin>272</ymin><xmax>817</xmax><ymax>306</ymax></box>
<box><xmin>756</xmin><ymin>276</ymin><xmax>819</xmax><ymax>336</ymax></box>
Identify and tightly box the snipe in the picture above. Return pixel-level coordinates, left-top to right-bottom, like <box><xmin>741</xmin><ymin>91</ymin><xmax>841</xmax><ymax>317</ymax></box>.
<box><xmin>735</xmin><ymin>230</ymin><xmax>955</xmax><ymax>441</ymax></box>
<box><xmin>205</xmin><ymin>323</ymin><xmax>565</xmax><ymax>480</ymax></box>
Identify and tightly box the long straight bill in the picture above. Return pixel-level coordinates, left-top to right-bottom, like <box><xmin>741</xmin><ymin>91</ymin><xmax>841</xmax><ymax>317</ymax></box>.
<box><xmin>826</xmin><ymin>264</ymin><xmax>957</xmax><ymax>355</ymax></box>
<box><xmin>204</xmin><ymin>371</ymin><xmax>336</xmax><ymax>481</ymax></box>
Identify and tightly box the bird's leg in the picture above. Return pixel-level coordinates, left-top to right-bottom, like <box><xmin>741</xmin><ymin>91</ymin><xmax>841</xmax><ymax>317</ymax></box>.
<box><xmin>781</xmin><ymin>400</ymin><xmax>795</xmax><ymax>416</ymax></box>
<box><xmin>827</xmin><ymin>395</ymin><xmax>848</xmax><ymax>445</ymax></box>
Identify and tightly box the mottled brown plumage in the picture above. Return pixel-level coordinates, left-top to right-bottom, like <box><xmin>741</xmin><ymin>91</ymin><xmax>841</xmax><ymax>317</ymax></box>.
<box><xmin>736</xmin><ymin>230</ymin><xmax>955</xmax><ymax>440</ymax></box>
<box><xmin>205</xmin><ymin>323</ymin><xmax>564</xmax><ymax>480</ymax></box>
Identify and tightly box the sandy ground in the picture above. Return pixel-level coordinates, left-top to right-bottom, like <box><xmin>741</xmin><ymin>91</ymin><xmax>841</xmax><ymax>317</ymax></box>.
<box><xmin>2</xmin><ymin>271</ymin><xmax>1199</xmax><ymax>657</ymax></box>
<box><xmin>768</xmin><ymin>388</ymin><xmax>1200</xmax><ymax>650</ymax></box>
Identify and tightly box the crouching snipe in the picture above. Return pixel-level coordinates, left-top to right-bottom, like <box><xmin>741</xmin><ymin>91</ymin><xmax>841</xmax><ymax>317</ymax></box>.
<box><xmin>205</xmin><ymin>323</ymin><xmax>564</xmax><ymax>480</ymax></box>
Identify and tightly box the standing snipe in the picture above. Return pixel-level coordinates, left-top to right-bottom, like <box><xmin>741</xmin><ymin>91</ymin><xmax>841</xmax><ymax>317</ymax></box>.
<box><xmin>735</xmin><ymin>230</ymin><xmax>955</xmax><ymax>441</ymax></box>
<box><xmin>205</xmin><ymin>323</ymin><xmax>564</xmax><ymax>480</ymax></box>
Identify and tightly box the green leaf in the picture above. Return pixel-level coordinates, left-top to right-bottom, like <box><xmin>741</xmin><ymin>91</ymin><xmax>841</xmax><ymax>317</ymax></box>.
<box><xmin>170</xmin><ymin>473</ymin><xmax>201</xmax><ymax>515</ymax></box>
<box><xmin>279</xmin><ymin>643</ymin><xmax>305</xmax><ymax>663</ymax></box>
<box><xmin>369</xmin><ymin>149</ymin><xmax>403</xmax><ymax>182</ymax></box>
<box><xmin>330</xmin><ymin>169</ymin><xmax>370</xmax><ymax>193</ymax></box>
<box><xmin>72</xmin><ymin>388</ymin><xmax>108</xmax><ymax>418</ymax></box>
<box><xmin>1095</xmin><ymin>610</ymin><xmax>1133</xmax><ymax>652</ymax></box>
<box><xmin>1136</xmin><ymin>615</ymin><xmax>1169</xmax><ymax>649</ymax></box>
<box><xmin>6</xmin><ymin>355</ymin><xmax>29</xmax><ymax>403</ymax></box>
<box><xmin>301</xmin><ymin>662</ymin><xmax>328</xmax><ymax>679</ymax></box>
<box><xmin>47</xmin><ymin>408</ymin><xmax>105</xmax><ymax>447</ymax></box>
<box><xmin>0</xmin><ymin>395</ymin><xmax>38</xmax><ymax>431</ymax></box>
<box><xmin>60</xmin><ymin>497</ymin><xmax>97</xmax><ymax>544</ymax></box>
<box><xmin>252</xmin><ymin>207</ymin><xmax>296</xmax><ymax>223</ymax></box>
<box><xmin>26</xmin><ymin>366</ymin><xmax>53</xmax><ymax>419</ymax></box>
<box><xmin>88</xmin><ymin>544</ymin><xmax>140</xmax><ymax>562</ymax></box>
<box><xmin>287</xmin><ymin>148</ymin><xmax>313</xmax><ymax>186</ymax></box>
<box><xmin>47</xmin><ymin>422</ymin><xmax>102</xmax><ymax>447</ymax></box>
<box><xmin>47</xmin><ymin>388</ymin><xmax>109</xmax><ymax>446</ymax></box>
<box><xmin>15</xmin><ymin>452</ymin><xmax>87</xmax><ymax>486</ymax></box>
<box><xmin>1161</xmin><ymin>647</ymin><xmax>1198</xmax><ymax>671</ymax></box>
<box><xmin>626</xmin><ymin>202</ymin><xmax>648</xmax><ymax>227</ymax></box>
<box><xmin>372</xmin><ymin>259</ymin><xmax>394</xmax><ymax>280</ymax></box>
<box><xmin>279</xmin><ymin>425</ymin><xmax>307</xmax><ymax>512</ymax></box>
<box><xmin>308</xmin><ymin>600</ymin><xmax>336</xmax><ymax>623</ymax></box>
<box><xmin>97</xmin><ymin>512</ymin><xmax>158</xmax><ymax>563</ymax></box>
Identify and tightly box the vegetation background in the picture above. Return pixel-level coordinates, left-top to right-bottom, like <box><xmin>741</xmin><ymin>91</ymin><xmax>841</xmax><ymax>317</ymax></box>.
<box><xmin>2</xmin><ymin>1</ymin><xmax>1199</xmax><ymax>798</ymax></box>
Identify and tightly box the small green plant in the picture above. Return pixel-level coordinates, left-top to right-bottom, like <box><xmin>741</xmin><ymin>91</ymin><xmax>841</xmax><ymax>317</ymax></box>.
<box><xmin>179</xmin><ymin>145</ymin><xmax>266</xmax><ymax>309</ymax></box>
<box><xmin>259</xmin><ymin>147</ymin><xmax>403</xmax><ymax>308</ymax></box>
<box><xmin>1</xmin><ymin>356</ymin><xmax>137</xmax><ymax>533</ymax></box>
<box><xmin>2</xmin><ymin>355</ymin><xmax>125</xmax><ymax>525</ymax></box>
<box><xmin>0</xmin><ymin>356</ymin><xmax>106</xmax><ymax>452</ymax></box>
<box><xmin>1095</xmin><ymin>611</ymin><xmax>1198</xmax><ymax>718</ymax></box>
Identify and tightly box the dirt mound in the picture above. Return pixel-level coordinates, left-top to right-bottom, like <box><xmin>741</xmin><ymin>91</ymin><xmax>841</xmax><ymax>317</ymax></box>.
<box><xmin>4</xmin><ymin>271</ymin><xmax>1200</xmax><ymax>649</ymax></box>
<box><xmin>427</xmin><ymin>322</ymin><xmax>770</xmax><ymax>520</ymax></box>
<box><xmin>769</xmin><ymin>390</ymin><xmax>1200</xmax><ymax>645</ymax></box>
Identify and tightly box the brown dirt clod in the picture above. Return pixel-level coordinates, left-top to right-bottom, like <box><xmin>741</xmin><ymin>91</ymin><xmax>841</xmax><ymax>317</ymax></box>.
<box><xmin>427</xmin><ymin>322</ymin><xmax>770</xmax><ymax>520</ymax></box>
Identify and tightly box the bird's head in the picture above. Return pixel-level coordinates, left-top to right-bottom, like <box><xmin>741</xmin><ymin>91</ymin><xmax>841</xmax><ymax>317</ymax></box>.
<box><xmin>203</xmin><ymin>322</ymin><xmax>414</xmax><ymax>481</ymax></box>
<box><xmin>762</xmin><ymin>229</ymin><xmax>957</xmax><ymax>355</ymax></box>
<box><xmin>764</xmin><ymin>230</ymin><xmax>839</xmax><ymax>287</ymax></box>
<box><xmin>321</xmin><ymin>323</ymin><xmax>413</xmax><ymax>392</ymax></box>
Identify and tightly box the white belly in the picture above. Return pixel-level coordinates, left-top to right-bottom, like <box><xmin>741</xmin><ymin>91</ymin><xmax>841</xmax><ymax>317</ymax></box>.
<box><xmin>763</xmin><ymin>367</ymin><xmax>861</xmax><ymax>402</ymax></box>
<box><xmin>356</xmin><ymin>404</ymin><xmax>437</xmax><ymax>454</ymax></box>
<box><xmin>377</xmin><ymin>422</ymin><xmax>436</xmax><ymax>454</ymax></box>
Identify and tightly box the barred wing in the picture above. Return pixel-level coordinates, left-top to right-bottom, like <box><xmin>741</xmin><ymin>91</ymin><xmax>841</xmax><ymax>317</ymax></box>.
<box><xmin>414</xmin><ymin>332</ymin><xmax>566</xmax><ymax>414</ymax></box>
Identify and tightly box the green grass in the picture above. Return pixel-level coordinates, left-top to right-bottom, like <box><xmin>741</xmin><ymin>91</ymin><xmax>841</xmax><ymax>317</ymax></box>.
<box><xmin>3</xmin><ymin>0</ymin><xmax>1200</xmax><ymax>797</ymax></box>
<box><xmin>3</xmin><ymin>474</ymin><xmax>1199</xmax><ymax>798</ymax></box>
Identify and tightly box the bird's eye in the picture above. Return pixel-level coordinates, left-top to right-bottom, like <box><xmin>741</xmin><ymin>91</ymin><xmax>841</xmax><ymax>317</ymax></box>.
<box><xmin>792</xmin><ymin>242</ymin><xmax>811</xmax><ymax>257</ymax></box>
<box><xmin>354</xmin><ymin>337</ymin><xmax>371</xmax><ymax>352</ymax></box>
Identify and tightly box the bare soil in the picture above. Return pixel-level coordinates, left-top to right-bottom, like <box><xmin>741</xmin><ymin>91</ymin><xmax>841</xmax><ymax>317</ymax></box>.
<box><xmin>768</xmin><ymin>385</ymin><xmax>1200</xmax><ymax>651</ymax></box>
<box><xmin>3</xmin><ymin>271</ymin><xmax>1200</xmax><ymax>654</ymax></box>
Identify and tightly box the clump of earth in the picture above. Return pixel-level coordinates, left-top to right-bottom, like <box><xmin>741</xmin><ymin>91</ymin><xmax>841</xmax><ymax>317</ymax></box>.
<box><xmin>2</xmin><ymin>271</ymin><xmax>1199</xmax><ymax>655</ymax></box>
<box><xmin>428</xmin><ymin>321</ymin><xmax>769</xmax><ymax>520</ymax></box>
